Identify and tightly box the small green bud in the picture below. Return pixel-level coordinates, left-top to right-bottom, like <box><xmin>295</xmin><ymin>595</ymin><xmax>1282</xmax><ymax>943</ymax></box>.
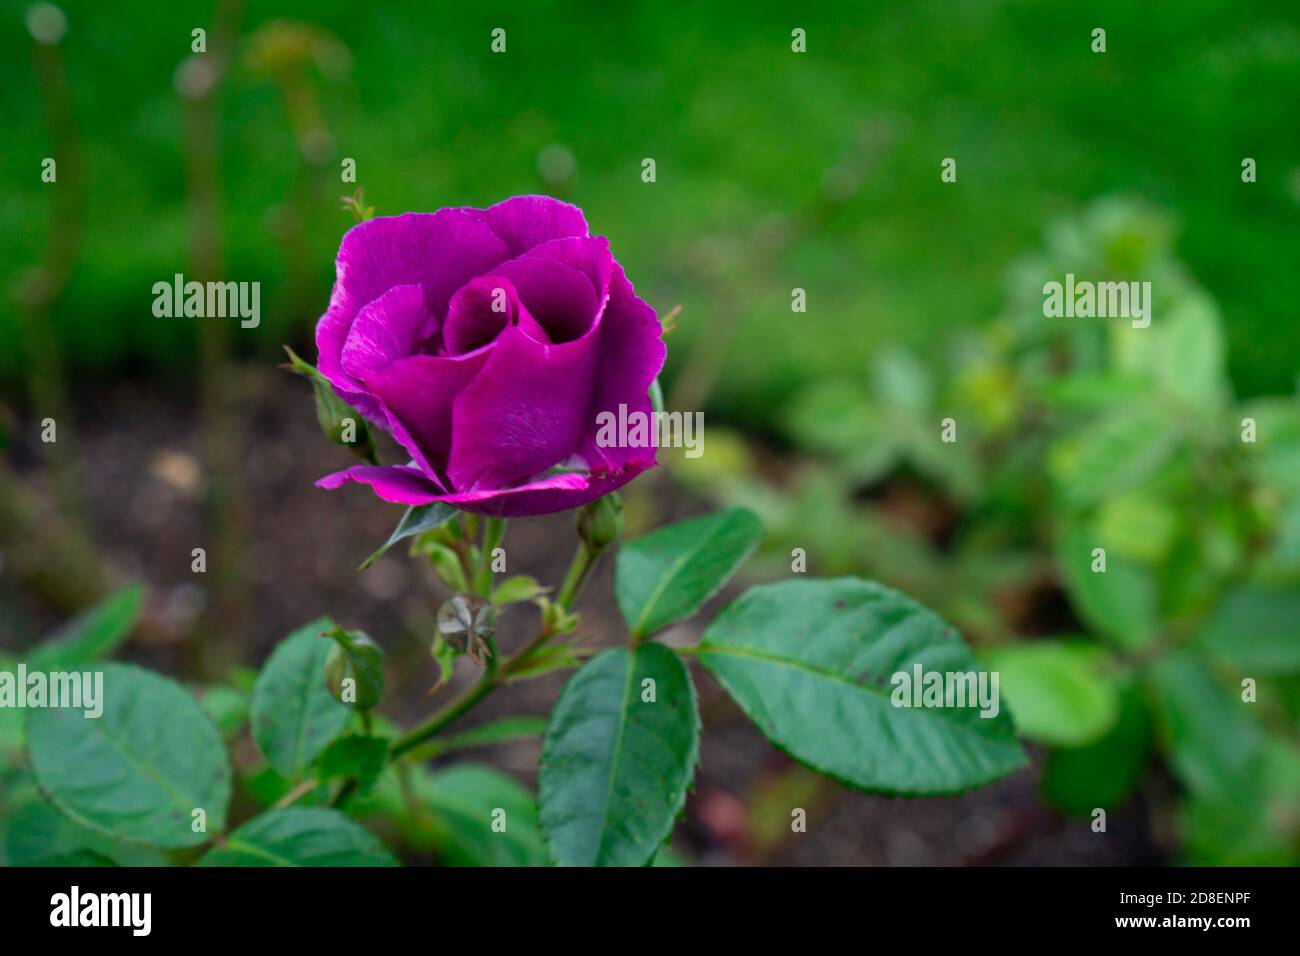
<box><xmin>539</xmin><ymin>596</ymin><xmax>579</xmax><ymax>636</ymax></box>
<box><xmin>576</xmin><ymin>492</ymin><xmax>623</xmax><ymax>553</ymax></box>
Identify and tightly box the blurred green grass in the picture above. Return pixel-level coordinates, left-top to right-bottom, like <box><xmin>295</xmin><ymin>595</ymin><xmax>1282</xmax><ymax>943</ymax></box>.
<box><xmin>2</xmin><ymin>0</ymin><xmax>1298</xmax><ymax>419</ymax></box>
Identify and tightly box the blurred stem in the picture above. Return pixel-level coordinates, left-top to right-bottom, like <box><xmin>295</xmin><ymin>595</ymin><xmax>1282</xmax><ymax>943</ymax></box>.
<box><xmin>12</xmin><ymin>22</ymin><xmax>104</xmax><ymax>601</ymax></box>
<box><xmin>0</xmin><ymin>462</ymin><xmax>101</xmax><ymax>609</ymax></box>
<box><xmin>273</xmin><ymin>778</ymin><xmax>319</xmax><ymax>809</ymax></box>
<box><xmin>264</xmin><ymin>49</ymin><xmax>342</xmax><ymax>337</ymax></box>
<box><xmin>181</xmin><ymin>0</ymin><xmax>249</xmax><ymax>679</ymax></box>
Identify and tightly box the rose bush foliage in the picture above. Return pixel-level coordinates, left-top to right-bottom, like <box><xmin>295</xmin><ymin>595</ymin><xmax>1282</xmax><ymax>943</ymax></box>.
<box><xmin>3</xmin><ymin>197</ymin><xmax>1028</xmax><ymax>869</ymax></box>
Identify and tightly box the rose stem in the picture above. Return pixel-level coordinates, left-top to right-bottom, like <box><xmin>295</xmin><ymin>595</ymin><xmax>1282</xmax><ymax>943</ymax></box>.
<box><xmin>474</xmin><ymin>517</ymin><xmax>506</xmax><ymax>596</ymax></box>
<box><xmin>387</xmin><ymin>535</ymin><xmax>600</xmax><ymax>760</ymax></box>
<box><xmin>330</xmin><ymin>533</ymin><xmax>608</xmax><ymax>807</ymax></box>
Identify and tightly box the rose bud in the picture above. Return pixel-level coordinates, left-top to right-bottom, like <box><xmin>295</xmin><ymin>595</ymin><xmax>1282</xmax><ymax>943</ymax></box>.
<box><xmin>576</xmin><ymin>492</ymin><xmax>624</xmax><ymax>553</ymax></box>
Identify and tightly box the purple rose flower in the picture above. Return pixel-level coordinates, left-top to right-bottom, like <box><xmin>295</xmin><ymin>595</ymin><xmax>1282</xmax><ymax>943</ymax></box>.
<box><xmin>314</xmin><ymin>195</ymin><xmax>666</xmax><ymax>517</ymax></box>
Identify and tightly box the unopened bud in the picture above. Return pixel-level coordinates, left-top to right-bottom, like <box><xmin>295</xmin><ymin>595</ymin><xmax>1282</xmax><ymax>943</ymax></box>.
<box><xmin>576</xmin><ymin>492</ymin><xmax>623</xmax><ymax>553</ymax></box>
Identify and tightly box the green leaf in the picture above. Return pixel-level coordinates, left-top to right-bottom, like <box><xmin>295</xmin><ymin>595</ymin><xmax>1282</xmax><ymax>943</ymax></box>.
<box><xmin>199</xmin><ymin>685</ymin><xmax>249</xmax><ymax>741</ymax></box>
<box><xmin>491</xmin><ymin>575</ymin><xmax>546</xmax><ymax>606</ymax></box>
<box><xmin>4</xmin><ymin>795</ymin><xmax>170</xmax><ymax>867</ymax></box>
<box><xmin>360</xmin><ymin>502</ymin><xmax>459</xmax><ymax>571</ymax></box>
<box><xmin>1037</xmin><ymin>373</ymin><xmax>1150</xmax><ymax>414</ymax></box>
<box><xmin>1241</xmin><ymin>398</ymin><xmax>1300</xmax><ymax>495</ymax></box>
<box><xmin>982</xmin><ymin>641</ymin><xmax>1119</xmax><ymax>746</ymax></box>
<box><xmin>0</xmin><ymin>655</ymin><xmax>22</xmax><ymax>759</ymax></box>
<box><xmin>651</xmin><ymin>845</ymin><xmax>689</xmax><ymax>866</ymax></box>
<box><xmin>323</xmin><ymin>627</ymin><xmax>385</xmax><ymax>710</ymax></box>
<box><xmin>1041</xmin><ymin>684</ymin><xmax>1151</xmax><ymax>816</ymax></box>
<box><xmin>1055</xmin><ymin>520</ymin><xmax>1160</xmax><ymax>649</ymax></box>
<box><xmin>430</xmin><ymin>633</ymin><xmax>458</xmax><ymax>694</ymax></box>
<box><xmin>26</xmin><ymin>663</ymin><xmax>230</xmax><ymax>849</ymax></box>
<box><xmin>615</xmin><ymin>507</ymin><xmax>762</xmax><ymax>638</ymax></box>
<box><xmin>1232</xmin><ymin>400</ymin><xmax>1300</xmax><ymax>496</ymax></box>
<box><xmin>415</xmin><ymin>539</ymin><xmax>470</xmax><ymax>591</ymax></box>
<box><xmin>1</xmin><ymin>588</ymin><xmax>147</xmax><ymax>759</ymax></box>
<box><xmin>539</xmin><ymin>644</ymin><xmax>700</xmax><ymax>866</ymax></box>
<box><xmin>698</xmin><ymin>578</ymin><xmax>1027</xmax><ymax>794</ymax></box>
<box><xmin>420</xmin><ymin>764</ymin><xmax>548</xmax><ymax>866</ymax></box>
<box><xmin>1148</xmin><ymin>653</ymin><xmax>1264</xmax><ymax>802</ymax></box>
<box><xmin>251</xmin><ymin>619</ymin><xmax>352</xmax><ymax>779</ymax></box>
<box><xmin>26</xmin><ymin>586</ymin><xmax>145</xmax><ymax>670</ymax></box>
<box><xmin>199</xmin><ymin>807</ymin><xmax>396</xmax><ymax>867</ymax></box>
<box><xmin>318</xmin><ymin>735</ymin><xmax>389</xmax><ymax>795</ymax></box>
<box><xmin>1048</xmin><ymin>408</ymin><xmax>1177</xmax><ymax>508</ymax></box>
<box><xmin>1150</xmin><ymin>295</ymin><xmax>1228</xmax><ymax>413</ymax></box>
<box><xmin>1264</xmin><ymin>500</ymin><xmax>1300</xmax><ymax>573</ymax></box>
<box><xmin>785</xmin><ymin>380</ymin><xmax>896</xmax><ymax>483</ymax></box>
<box><xmin>1095</xmin><ymin>491</ymin><xmax>1177</xmax><ymax>564</ymax></box>
<box><xmin>870</xmin><ymin>345</ymin><xmax>933</xmax><ymax>414</ymax></box>
<box><xmin>1199</xmin><ymin>586</ymin><xmax>1300</xmax><ymax>674</ymax></box>
<box><xmin>1180</xmin><ymin>739</ymin><xmax>1300</xmax><ymax>865</ymax></box>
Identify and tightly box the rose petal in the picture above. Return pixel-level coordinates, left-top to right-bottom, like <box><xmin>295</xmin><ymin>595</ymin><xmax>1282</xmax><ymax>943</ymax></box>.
<box><xmin>446</xmin><ymin>324</ymin><xmax>600</xmax><ymax>491</ymax></box>
<box><xmin>522</xmin><ymin>236</ymin><xmax>613</xmax><ymax>308</ymax></box>
<box><xmin>468</xmin><ymin>195</ymin><xmax>589</xmax><ymax>257</ymax></box>
<box><xmin>365</xmin><ymin>352</ymin><xmax>492</xmax><ymax>477</ymax></box>
<box><xmin>433</xmin><ymin>461</ymin><xmax>655</xmax><ymax>517</ymax></box>
<box><xmin>316</xmin><ymin>464</ymin><xmax>447</xmax><ymax>505</ymax></box>
<box><xmin>340</xmin><ymin>283</ymin><xmax>433</xmax><ymax>380</ymax></box>
<box><xmin>317</xmin><ymin>210</ymin><xmax>510</xmax><ymax>403</ymax></box>
<box><xmin>318</xmin><ymin>459</ymin><xmax>654</xmax><ymax>517</ymax></box>
<box><xmin>491</xmin><ymin>255</ymin><xmax>599</xmax><ymax>344</ymax></box>
<box><xmin>313</xmin><ymin>197</ymin><xmax>666</xmax><ymax>516</ymax></box>
<box><xmin>442</xmin><ymin>276</ymin><xmax>550</xmax><ymax>355</ymax></box>
<box><xmin>578</xmin><ymin>260</ymin><xmax>667</xmax><ymax>471</ymax></box>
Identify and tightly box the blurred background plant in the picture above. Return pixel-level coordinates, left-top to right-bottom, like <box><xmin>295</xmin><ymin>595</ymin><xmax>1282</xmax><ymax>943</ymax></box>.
<box><xmin>684</xmin><ymin>198</ymin><xmax>1300</xmax><ymax>864</ymax></box>
<box><xmin>2</xmin><ymin>0</ymin><xmax>1298</xmax><ymax>866</ymax></box>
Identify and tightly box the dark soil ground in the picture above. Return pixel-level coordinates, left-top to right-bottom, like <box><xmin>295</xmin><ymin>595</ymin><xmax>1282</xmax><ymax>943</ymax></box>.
<box><xmin>1</xmin><ymin>366</ymin><xmax>1168</xmax><ymax>866</ymax></box>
